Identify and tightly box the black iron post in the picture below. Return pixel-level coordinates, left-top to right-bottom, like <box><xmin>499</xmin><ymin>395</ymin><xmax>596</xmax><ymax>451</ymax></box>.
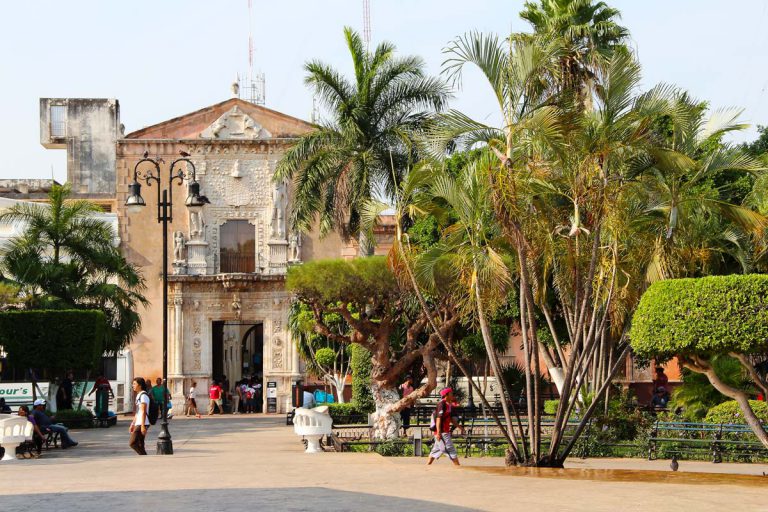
<box><xmin>157</xmin><ymin>187</ymin><xmax>173</xmax><ymax>455</ymax></box>
<box><xmin>125</xmin><ymin>152</ymin><xmax>209</xmax><ymax>456</ymax></box>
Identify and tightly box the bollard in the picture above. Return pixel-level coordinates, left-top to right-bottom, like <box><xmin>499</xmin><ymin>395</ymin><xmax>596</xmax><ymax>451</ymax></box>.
<box><xmin>413</xmin><ymin>428</ymin><xmax>422</xmax><ymax>457</ymax></box>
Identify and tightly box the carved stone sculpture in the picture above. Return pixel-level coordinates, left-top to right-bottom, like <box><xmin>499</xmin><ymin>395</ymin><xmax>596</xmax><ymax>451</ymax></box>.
<box><xmin>190</xmin><ymin>210</ymin><xmax>206</xmax><ymax>240</ymax></box>
<box><xmin>173</xmin><ymin>231</ymin><xmax>186</xmax><ymax>262</ymax></box>
<box><xmin>271</xmin><ymin>180</ymin><xmax>287</xmax><ymax>239</ymax></box>
<box><xmin>289</xmin><ymin>232</ymin><xmax>302</xmax><ymax>262</ymax></box>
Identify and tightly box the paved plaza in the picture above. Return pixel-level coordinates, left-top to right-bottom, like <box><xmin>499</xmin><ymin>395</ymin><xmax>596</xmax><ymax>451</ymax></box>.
<box><xmin>1</xmin><ymin>415</ymin><xmax>767</xmax><ymax>511</ymax></box>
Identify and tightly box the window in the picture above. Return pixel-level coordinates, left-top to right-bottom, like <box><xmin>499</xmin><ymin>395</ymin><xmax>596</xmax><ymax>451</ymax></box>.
<box><xmin>50</xmin><ymin>105</ymin><xmax>66</xmax><ymax>137</ymax></box>
<box><xmin>220</xmin><ymin>220</ymin><xmax>255</xmax><ymax>273</ymax></box>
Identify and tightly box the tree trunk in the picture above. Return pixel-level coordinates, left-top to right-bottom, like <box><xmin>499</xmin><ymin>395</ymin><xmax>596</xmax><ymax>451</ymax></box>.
<box><xmin>330</xmin><ymin>375</ymin><xmax>346</xmax><ymax>404</ymax></box>
<box><xmin>370</xmin><ymin>382</ymin><xmax>401</xmax><ymax>440</ymax></box>
<box><xmin>684</xmin><ymin>356</ymin><xmax>768</xmax><ymax>449</ymax></box>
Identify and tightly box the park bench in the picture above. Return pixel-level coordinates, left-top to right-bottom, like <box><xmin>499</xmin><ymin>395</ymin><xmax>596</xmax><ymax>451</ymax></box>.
<box><xmin>647</xmin><ymin>421</ymin><xmax>768</xmax><ymax>463</ymax></box>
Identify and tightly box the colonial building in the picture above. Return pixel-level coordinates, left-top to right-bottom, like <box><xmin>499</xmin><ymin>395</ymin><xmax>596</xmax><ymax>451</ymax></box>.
<box><xmin>117</xmin><ymin>96</ymin><xmax>377</xmax><ymax>413</ymax></box>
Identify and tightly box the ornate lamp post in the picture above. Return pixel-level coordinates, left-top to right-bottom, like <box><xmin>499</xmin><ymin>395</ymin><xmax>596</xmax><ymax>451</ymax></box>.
<box><xmin>125</xmin><ymin>150</ymin><xmax>209</xmax><ymax>455</ymax></box>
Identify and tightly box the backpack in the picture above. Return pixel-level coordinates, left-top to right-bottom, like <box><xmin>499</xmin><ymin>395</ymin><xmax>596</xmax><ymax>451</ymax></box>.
<box><xmin>139</xmin><ymin>391</ymin><xmax>160</xmax><ymax>425</ymax></box>
<box><xmin>429</xmin><ymin>401</ymin><xmax>451</xmax><ymax>432</ymax></box>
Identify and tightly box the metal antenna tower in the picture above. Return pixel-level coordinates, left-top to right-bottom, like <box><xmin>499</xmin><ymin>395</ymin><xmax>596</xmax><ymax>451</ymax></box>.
<box><xmin>363</xmin><ymin>0</ymin><xmax>371</xmax><ymax>49</ymax></box>
<box><xmin>239</xmin><ymin>0</ymin><xmax>265</xmax><ymax>105</ymax></box>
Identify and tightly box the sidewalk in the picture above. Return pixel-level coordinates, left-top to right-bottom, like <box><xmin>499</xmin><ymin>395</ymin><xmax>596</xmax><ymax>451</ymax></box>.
<box><xmin>0</xmin><ymin>415</ymin><xmax>766</xmax><ymax>512</ymax></box>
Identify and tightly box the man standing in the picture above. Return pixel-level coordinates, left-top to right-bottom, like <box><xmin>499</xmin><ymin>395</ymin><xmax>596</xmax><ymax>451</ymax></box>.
<box><xmin>151</xmin><ymin>377</ymin><xmax>170</xmax><ymax>411</ymax></box>
<box><xmin>427</xmin><ymin>388</ymin><xmax>464</xmax><ymax>467</ymax></box>
<box><xmin>61</xmin><ymin>372</ymin><xmax>74</xmax><ymax>410</ymax></box>
<box><xmin>31</xmin><ymin>399</ymin><xmax>79</xmax><ymax>449</ymax></box>
<box><xmin>208</xmin><ymin>380</ymin><xmax>224</xmax><ymax>415</ymax></box>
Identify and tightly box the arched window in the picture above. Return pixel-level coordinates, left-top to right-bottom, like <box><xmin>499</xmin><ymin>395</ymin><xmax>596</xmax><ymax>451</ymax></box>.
<box><xmin>219</xmin><ymin>220</ymin><xmax>255</xmax><ymax>273</ymax></box>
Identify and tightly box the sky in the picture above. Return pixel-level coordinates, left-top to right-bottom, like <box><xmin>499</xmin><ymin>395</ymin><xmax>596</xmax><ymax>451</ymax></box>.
<box><xmin>2</xmin><ymin>0</ymin><xmax>767</xmax><ymax>183</ymax></box>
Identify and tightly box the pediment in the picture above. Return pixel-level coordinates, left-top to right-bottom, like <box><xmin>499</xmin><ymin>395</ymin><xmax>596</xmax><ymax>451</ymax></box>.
<box><xmin>200</xmin><ymin>106</ymin><xmax>272</xmax><ymax>140</ymax></box>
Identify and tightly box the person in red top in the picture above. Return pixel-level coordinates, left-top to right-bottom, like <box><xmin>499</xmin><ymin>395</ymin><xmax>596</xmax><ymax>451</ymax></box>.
<box><xmin>208</xmin><ymin>380</ymin><xmax>224</xmax><ymax>415</ymax></box>
<box><xmin>427</xmin><ymin>387</ymin><xmax>464</xmax><ymax>466</ymax></box>
<box><xmin>653</xmin><ymin>367</ymin><xmax>669</xmax><ymax>390</ymax></box>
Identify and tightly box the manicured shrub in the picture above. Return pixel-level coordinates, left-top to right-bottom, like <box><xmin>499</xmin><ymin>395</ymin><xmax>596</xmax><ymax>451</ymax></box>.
<box><xmin>350</xmin><ymin>344</ymin><xmax>374</xmax><ymax>413</ymax></box>
<box><xmin>704</xmin><ymin>400</ymin><xmax>768</xmax><ymax>425</ymax></box>
<box><xmin>0</xmin><ymin>310</ymin><xmax>106</xmax><ymax>371</ymax></box>
<box><xmin>327</xmin><ymin>402</ymin><xmax>367</xmax><ymax>423</ymax></box>
<box><xmin>630</xmin><ymin>274</ymin><xmax>768</xmax><ymax>361</ymax></box>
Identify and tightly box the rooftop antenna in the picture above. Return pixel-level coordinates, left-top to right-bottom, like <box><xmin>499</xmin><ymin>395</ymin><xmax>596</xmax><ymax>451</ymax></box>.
<box><xmin>363</xmin><ymin>0</ymin><xmax>371</xmax><ymax>50</ymax></box>
<box><xmin>239</xmin><ymin>0</ymin><xmax>265</xmax><ymax>105</ymax></box>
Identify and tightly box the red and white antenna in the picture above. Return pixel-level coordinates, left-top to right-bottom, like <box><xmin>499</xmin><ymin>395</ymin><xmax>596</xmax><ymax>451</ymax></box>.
<box><xmin>363</xmin><ymin>0</ymin><xmax>371</xmax><ymax>50</ymax></box>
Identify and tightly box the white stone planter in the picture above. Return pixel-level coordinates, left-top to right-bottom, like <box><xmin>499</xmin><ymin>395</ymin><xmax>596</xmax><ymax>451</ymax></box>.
<box><xmin>292</xmin><ymin>406</ymin><xmax>332</xmax><ymax>453</ymax></box>
<box><xmin>0</xmin><ymin>415</ymin><xmax>31</xmax><ymax>461</ymax></box>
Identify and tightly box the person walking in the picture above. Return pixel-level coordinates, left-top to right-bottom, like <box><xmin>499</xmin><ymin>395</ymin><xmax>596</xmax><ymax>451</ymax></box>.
<box><xmin>129</xmin><ymin>377</ymin><xmax>150</xmax><ymax>455</ymax></box>
<box><xmin>208</xmin><ymin>380</ymin><xmax>224</xmax><ymax>415</ymax></box>
<box><xmin>427</xmin><ymin>387</ymin><xmax>464</xmax><ymax>467</ymax></box>
<box><xmin>186</xmin><ymin>381</ymin><xmax>202</xmax><ymax>418</ymax></box>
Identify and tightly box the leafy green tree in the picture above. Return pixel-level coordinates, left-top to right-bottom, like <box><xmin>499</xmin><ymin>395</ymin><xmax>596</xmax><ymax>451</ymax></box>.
<box><xmin>630</xmin><ymin>274</ymin><xmax>768</xmax><ymax>447</ymax></box>
<box><xmin>287</xmin><ymin>257</ymin><xmax>459</xmax><ymax>439</ymax></box>
<box><xmin>0</xmin><ymin>183</ymin><xmax>147</xmax><ymax>352</ymax></box>
<box><xmin>275</xmin><ymin>27</ymin><xmax>449</xmax><ymax>255</ymax></box>
<box><xmin>289</xmin><ymin>302</ymin><xmax>351</xmax><ymax>403</ymax></box>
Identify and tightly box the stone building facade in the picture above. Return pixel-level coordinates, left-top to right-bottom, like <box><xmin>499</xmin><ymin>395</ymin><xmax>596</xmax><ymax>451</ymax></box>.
<box><xmin>118</xmin><ymin>97</ymin><xmax>362</xmax><ymax>413</ymax></box>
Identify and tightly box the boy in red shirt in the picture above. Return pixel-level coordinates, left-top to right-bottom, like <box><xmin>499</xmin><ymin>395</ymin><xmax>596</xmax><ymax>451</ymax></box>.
<box><xmin>427</xmin><ymin>387</ymin><xmax>464</xmax><ymax>466</ymax></box>
<box><xmin>208</xmin><ymin>380</ymin><xmax>224</xmax><ymax>415</ymax></box>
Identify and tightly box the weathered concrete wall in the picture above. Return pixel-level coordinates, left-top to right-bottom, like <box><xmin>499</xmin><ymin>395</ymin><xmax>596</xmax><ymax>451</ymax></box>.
<box><xmin>40</xmin><ymin>98</ymin><xmax>120</xmax><ymax>197</ymax></box>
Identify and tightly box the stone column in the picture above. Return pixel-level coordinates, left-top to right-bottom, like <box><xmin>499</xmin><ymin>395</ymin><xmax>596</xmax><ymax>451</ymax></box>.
<box><xmin>172</xmin><ymin>297</ymin><xmax>183</xmax><ymax>376</ymax></box>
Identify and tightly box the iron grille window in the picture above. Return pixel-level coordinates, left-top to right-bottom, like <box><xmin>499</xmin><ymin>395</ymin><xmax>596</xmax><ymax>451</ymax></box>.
<box><xmin>220</xmin><ymin>220</ymin><xmax>255</xmax><ymax>273</ymax></box>
<box><xmin>50</xmin><ymin>105</ymin><xmax>66</xmax><ymax>137</ymax></box>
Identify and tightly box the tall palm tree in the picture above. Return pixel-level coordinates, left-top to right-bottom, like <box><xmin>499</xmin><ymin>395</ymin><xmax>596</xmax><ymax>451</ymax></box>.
<box><xmin>520</xmin><ymin>0</ymin><xmax>629</xmax><ymax>98</ymax></box>
<box><xmin>0</xmin><ymin>183</ymin><xmax>147</xmax><ymax>351</ymax></box>
<box><xmin>275</xmin><ymin>27</ymin><xmax>450</xmax><ymax>255</ymax></box>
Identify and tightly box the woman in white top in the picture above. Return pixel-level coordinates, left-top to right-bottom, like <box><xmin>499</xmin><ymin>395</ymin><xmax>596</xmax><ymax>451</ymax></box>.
<box><xmin>129</xmin><ymin>377</ymin><xmax>150</xmax><ymax>455</ymax></box>
<box><xmin>186</xmin><ymin>381</ymin><xmax>202</xmax><ymax>418</ymax></box>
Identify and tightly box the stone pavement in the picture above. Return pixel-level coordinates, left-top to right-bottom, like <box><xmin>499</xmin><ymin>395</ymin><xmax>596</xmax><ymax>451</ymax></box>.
<box><xmin>1</xmin><ymin>415</ymin><xmax>767</xmax><ymax>512</ymax></box>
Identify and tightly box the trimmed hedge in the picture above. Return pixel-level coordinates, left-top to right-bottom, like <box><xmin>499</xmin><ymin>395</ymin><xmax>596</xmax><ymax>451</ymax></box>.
<box><xmin>704</xmin><ymin>400</ymin><xmax>768</xmax><ymax>425</ymax></box>
<box><xmin>0</xmin><ymin>310</ymin><xmax>106</xmax><ymax>370</ymax></box>
<box><xmin>327</xmin><ymin>402</ymin><xmax>367</xmax><ymax>423</ymax></box>
<box><xmin>630</xmin><ymin>274</ymin><xmax>768</xmax><ymax>361</ymax></box>
<box><xmin>286</xmin><ymin>257</ymin><xmax>398</xmax><ymax>305</ymax></box>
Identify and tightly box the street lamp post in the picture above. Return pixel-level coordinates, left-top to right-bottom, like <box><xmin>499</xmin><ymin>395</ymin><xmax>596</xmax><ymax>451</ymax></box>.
<box><xmin>125</xmin><ymin>150</ymin><xmax>209</xmax><ymax>455</ymax></box>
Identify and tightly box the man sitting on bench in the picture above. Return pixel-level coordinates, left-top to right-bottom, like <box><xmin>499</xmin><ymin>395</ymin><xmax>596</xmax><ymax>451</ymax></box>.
<box><xmin>31</xmin><ymin>399</ymin><xmax>79</xmax><ymax>449</ymax></box>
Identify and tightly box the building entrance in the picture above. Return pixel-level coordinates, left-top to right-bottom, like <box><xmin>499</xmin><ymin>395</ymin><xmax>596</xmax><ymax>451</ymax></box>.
<box><xmin>211</xmin><ymin>321</ymin><xmax>263</xmax><ymax>412</ymax></box>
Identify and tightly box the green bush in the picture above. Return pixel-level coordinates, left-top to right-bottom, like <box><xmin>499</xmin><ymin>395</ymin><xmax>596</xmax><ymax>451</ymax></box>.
<box><xmin>704</xmin><ymin>400</ymin><xmax>768</xmax><ymax>425</ymax></box>
<box><xmin>375</xmin><ymin>440</ymin><xmax>413</xmax><ymax>456</ymax></box>
<box><xmin>48</xmin><ymin>408</ymin><xmax>94</xmax><ymax>429</ymax></box>
<box><xmin>327</xmin><ymin>402</ymin><xmax>366</xmax><ymax>423</ymax></box>
<box><xmin>0</xmin><ymin>310</ymin><xmax>106</xmax><ymax>371</ymax></box>
<box><xmin>350</xmin><ymin>344</ymin><xmax>374</xmax><ymax>413</ymax></box>
<box><xmin>630</xmin><ymin>275</ymin><xmax>768</xmax><ymax>361</ymax></box>
<box><xmin>544</xmin><ymin>399</ymin><xmax>559</xmax><ymax>415</ymax></box>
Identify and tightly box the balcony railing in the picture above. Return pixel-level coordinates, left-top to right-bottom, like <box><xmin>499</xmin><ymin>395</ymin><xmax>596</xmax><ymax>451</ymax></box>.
<box><xmin>220</xmin><ymin>252</ymin><xmax>255</xmax><ymax>273</ymax></box>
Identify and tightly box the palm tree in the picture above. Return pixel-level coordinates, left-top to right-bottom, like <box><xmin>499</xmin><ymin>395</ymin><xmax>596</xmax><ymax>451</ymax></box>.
<box><xmin>520</xmin><ymin>0</ymin><xmax>629</xmax><ymax>98</ymax></box>
<box><xmin>0</xmin><ymin>183</ymin><xmax>147</xmax><ymax>352</ymax></box>
<box><xmin>627</xmin><ymin>96</ymin><xmax>767</xmax><ymax>280</ymax></box>
<box><xmin>275</xmin><ymin>27</ymin><xmax>450</xmax><ymax>255</ymax></box>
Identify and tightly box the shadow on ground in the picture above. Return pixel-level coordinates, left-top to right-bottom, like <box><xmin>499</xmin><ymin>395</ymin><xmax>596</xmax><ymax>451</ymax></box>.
<box><xmin>6</xmin><ymin>488</ymin><xmax>481</xmax><ymax>512</ymax></box>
